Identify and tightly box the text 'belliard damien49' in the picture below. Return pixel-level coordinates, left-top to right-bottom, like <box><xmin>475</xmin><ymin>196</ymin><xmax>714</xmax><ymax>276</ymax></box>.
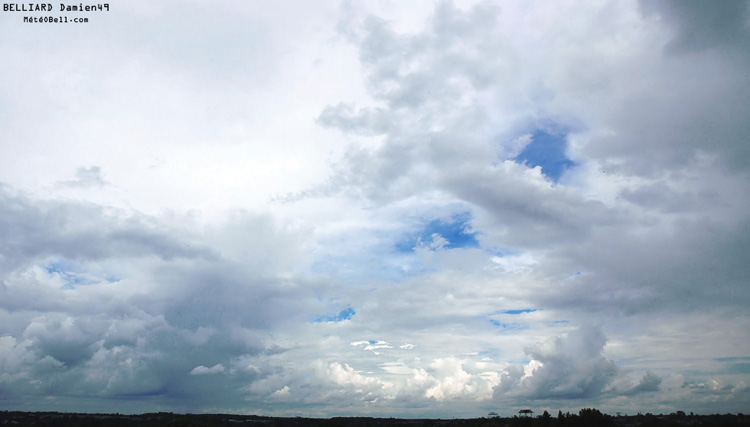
<box><xmin>3</xmin><ymin>3</ymin><xmax>109</xmax><ymax>12</ymax></box>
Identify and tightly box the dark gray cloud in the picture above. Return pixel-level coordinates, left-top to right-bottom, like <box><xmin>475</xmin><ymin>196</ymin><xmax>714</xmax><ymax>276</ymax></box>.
<box><xmin>442</xmin><ymin>163</ymin><xmax>619</xmax><ymax>249</ymax></box>
<box><xmin>640</xmin><ymin>0</ymin><xmax>750</xmax><ymax>53</ymax></box>
<box><xmin>628</xmin><ymin>371</ymin><xmax>662</xmax><ymax>394</ymax></box>
<box><xmin>0</xmin><ymin>186</ymin><xmax>216</xmax><ymax>271</ymax></box>
<box><xmin>0</xmin><ymin>185</ymin><xmax>325</xmax><ymax>411</ymax></box>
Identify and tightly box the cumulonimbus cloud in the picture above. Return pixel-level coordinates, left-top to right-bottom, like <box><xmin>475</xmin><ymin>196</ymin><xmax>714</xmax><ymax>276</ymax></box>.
<box><xmin>494</xmin><ymin>326</ymin><xmax>620</xmax><ymax>400</ymax></box>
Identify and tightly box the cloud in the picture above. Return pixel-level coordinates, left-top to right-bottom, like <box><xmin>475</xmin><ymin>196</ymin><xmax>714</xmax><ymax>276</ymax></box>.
<box><xmin>1</xmin><ymin>0</ymin><xmax>749</xmax><ymax>418</ymax></box>
<box><xmin>190</xmin><ymin>364</ymin><xmax>225</xmax><ymax>375</ymax></box>
<box><xmin>352</xmin><ymin>340</ymin><xmax>393</xmax><ymax>355</ymax></box>
<box><xmin>628</xmin><ymin>371</ymin><xmax>662</xmax><ymax>394</ymax></box>
<box><xmin>424</xmin><ymin>357</ymin><xmax>490</xmax><ymax>401</ymax></box>
<box><xmin>639</xmin><ymin>0</ymin><xmax>750</xmax><ymax>54</ymax></box>
<box><xmin>0</xmin><ymin>186</ymin><xmax>217</xmax><ymax>273</ymax></box>
<box><xmin>317</xmin><ymin>103</ymin><xmax>392</xmax><ymax>136</ymax></box>
<box><xmin>494</xmin><ymin>325</ymin><xmax>618</xmax><ymax>400</ymax></box>
<box><xmin>311</xmin><ymin>0</ymin><xmax>750</xmax><ymax>329</ymax></box>
<box><xmin>0</xmin><ymin>187</ymin><xmax>325</xmax><ymax>412</ymax></box>
<box><xmin>57</xmin><ymin>166</ymin><xmax>109</xmax><ymax>188</ymax></box>
<box><xmin>309</xmin><ymin>361</ymin><xmax>395</xmax><ymax>405</ymax></box>
<box><xmin>270</xmin><ymin>385</ymin><xmax>291</xmax><ymax>399</ymax></box>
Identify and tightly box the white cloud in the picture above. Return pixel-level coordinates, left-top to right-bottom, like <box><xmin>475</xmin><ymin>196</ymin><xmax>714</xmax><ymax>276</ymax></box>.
<box><xmin>270</xmin><ymin>385</ymin><xmax>291</xmax><ymax>399</ymax></box>
<box><xmin>424</xmin><ymin>357</ymin><xmax>489</xmax><ymax>401</ymax></box>
<box><xmin>190</xmin><ymin>364</ymin><xmax>226</xmax><ymax>376</ymax></box>
<box><xmin>352</xmin><ymin>340</ymin><xmax>393</xmax><ymax>354</ymax></box>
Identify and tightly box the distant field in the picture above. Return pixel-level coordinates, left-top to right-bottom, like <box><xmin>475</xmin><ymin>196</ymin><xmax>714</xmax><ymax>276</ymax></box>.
<box><xmin>1</xmin><ymin>410</ymin><xmax>749</xmax><ymax>427</ymax></box>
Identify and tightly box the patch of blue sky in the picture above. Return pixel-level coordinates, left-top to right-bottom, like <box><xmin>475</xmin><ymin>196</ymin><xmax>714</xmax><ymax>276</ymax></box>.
<box><xmin>45</xmin><ymin>260</ymin><xmax>78</xmax><ymax>275</ymax></box>
<box><xmin>44</xmin><ymin>260</ymin><xmax>101</xmax><ymax>289</ymax></box>
<box><xmin>487</xmin><ymin>308</ymin><xmax>539</xmax><ymax>316</ymax></box>
<box><xmin>395</xmin><ymin>212</ymin><xmax>479</xmax><ymax>253</ymax></box>
<box><xmin>514</xmin><ymin>128</ymin><xmax>576</xmax><ymax>182</ymax></box>
<box><xmin>489</xmin><ymin>320</ymin><xmax>527</xmax><ymax>330</ymax></box>
<box><xmin>500</xmin><ymin>308</ymin><xmax>539</xmax><ymax>315</ymax></box>
<box><xmin>486</xmin><ymin>309</ymin><xmax>538</xmax><ymax>330</ymax></box>
<box><xmin>314</xmin><ymin>306</ymin><xmax>355</xmax><ymax>323</ymax></box>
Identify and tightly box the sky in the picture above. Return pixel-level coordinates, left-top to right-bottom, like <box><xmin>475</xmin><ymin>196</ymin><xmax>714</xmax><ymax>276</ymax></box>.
<box><xmin>0</xmin><ymin>0</ymin><xmax>749</xmax><ymax>418</ymax></box>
